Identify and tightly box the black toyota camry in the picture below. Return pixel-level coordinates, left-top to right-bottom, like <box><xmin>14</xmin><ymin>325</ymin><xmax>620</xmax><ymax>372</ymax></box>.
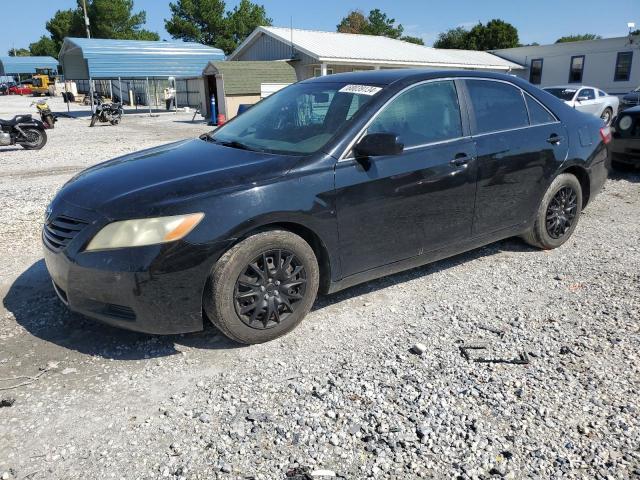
<box><xmin>43</xmin><ymin>70</ymin><xmax>610</xmax><ymax>344</ymax></box>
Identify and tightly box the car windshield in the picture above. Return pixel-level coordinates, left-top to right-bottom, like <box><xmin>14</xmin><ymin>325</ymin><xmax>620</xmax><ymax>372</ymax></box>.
<box><xmin>208</xmin><ymin>82</ymin><xmax>381</xmax><ymax>155</ymax></box>
<box><xmin>544</xmin><ymin>88</ymin><xmax>577</xmax><ymax>101</ymax></box>
<box><xmin>634</xmin><ymin>86</ymin><xmax>640</xmax><ymax>92</ymax></box>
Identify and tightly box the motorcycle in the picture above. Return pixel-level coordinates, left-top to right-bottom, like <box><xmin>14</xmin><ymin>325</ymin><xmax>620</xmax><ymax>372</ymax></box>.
<box><xmin>0</xmin><ymin>115</ymin><xmax>47</xmax><ymax>150</ymax></box>
<box><xmin>31</xmin><ymin>100</ymin><xmax>56</xmax><ymax>129</ymax></box>
<box><xmin>90</xmin><ymin>99</ymin><xmax>123</xmax><ymax>127</ymax></box>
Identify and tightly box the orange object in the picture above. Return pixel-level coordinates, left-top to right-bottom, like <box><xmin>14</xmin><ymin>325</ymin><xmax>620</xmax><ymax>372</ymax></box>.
<box><xmin>164</xmin><ymin>213</ymin><xmax>204</xmax><ymax>242</ymax></box>
<box><xmin>217</xmin><ymin>113</ymin><xmax>226</xmax><ymax>125</ymax></box>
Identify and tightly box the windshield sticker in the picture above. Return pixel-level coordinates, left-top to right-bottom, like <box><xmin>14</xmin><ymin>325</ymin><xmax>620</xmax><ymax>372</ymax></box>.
<box><xmin>339</xmin><ymin>84</ymin><xmax>382</xmax><ymax>96</ymax></box>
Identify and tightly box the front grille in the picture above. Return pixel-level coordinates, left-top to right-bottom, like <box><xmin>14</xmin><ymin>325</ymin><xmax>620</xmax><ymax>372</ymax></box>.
<box><xmin>43</xmin><ymin>215</ymin><xmax>88</xmax><ymax>252</ymax></box>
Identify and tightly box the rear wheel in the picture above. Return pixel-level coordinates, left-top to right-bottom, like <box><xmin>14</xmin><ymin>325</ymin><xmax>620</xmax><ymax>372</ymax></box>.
<box><xmin>521</xmin><ymin>173</ymin><xmax>582</xmax><ymax>249</ymax></box>
<box><xmin>600</xmin><ymin>107</ymin><xmax>613</xmax><ymax>126</ymax></box>
<box><xmin>204</xmin><ymin>230</ymin><xmax>319</xmax><ymax>344</ymax></box>
<box><xmin>20</xmin><ymin>128</ymin><xmax>47</xmax><ymax>150</ymax></box>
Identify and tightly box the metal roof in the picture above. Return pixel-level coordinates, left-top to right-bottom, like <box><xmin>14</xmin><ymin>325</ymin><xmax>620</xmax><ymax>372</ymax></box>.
<box><xmin>230</xmin><ymin>27</ymin><xmax>524</xmax><ymax>71</ymax></box>
<box><xmin>0</xmin><ymin>56</ymin><xmax>59</xmax><ymax>75</ymax></box>
<box><xmin>59</xmin><ymin>38</ymin><xmax>225</xmax><ymax>79</ymax></box>
<box><xmin>203</xmin><ymin>60</ymin><xmax>296</xmax><ymax>95</ymax></box>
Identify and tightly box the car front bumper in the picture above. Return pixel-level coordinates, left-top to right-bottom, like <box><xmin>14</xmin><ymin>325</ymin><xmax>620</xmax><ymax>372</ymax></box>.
<box><xmin>610</xmin><ymin>138</ymin><xmax>640</xmax><ymax>166</ymax></box>
<box><xmin>42</xmin><ymin>204</ymin><xmax>232</xmax><ymax>334</ymax></box>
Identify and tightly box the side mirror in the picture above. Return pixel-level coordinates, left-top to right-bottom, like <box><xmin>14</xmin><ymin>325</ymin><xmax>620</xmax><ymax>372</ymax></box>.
<box><xmin>576</xmin><ymin>96</ymin><xmax>588</xmax><ymax>102</ymax></box>
<box><xmin>353</xmin><ymin>133</ymin><xmax>404</xmax><ymax>158</ymax></box>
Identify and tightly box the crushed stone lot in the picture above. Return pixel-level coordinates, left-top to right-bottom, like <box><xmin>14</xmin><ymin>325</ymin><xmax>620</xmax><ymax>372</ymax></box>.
<box><xmin>1</xmin><ymin>94</ymin><xmax>639</xmax><ymax>479</ymax></box>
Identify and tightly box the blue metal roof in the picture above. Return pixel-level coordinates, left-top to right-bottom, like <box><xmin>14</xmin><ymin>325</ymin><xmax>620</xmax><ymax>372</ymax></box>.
<box><xmin>59</xmin><ymin>38</ymin><xmax>225</xmax><ymax>79</ymax></box>
<box><xmin>0</xmin><ymin>56</ymin><xmax>59</xmax><ymax>75</ymax></box>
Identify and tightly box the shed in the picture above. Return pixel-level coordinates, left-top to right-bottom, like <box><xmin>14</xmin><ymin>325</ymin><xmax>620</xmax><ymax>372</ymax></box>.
<box><xmin>59</xmin><ymin>37</ymin><xmax>225</xmax><ymax>111</ymax></box>
<box><xmin>229</xmin><ymin>27</ymin><xmax>524</xmax><ymax>80</ymax></box>
<box><xmin>0</xmin><ymin>56</ymin><xmax>59</xmax><ymax>76</ymax></box>
<box><xmin>203</xmin><ymin>60</ymin><xmax>297</xmax><ymax>118</ymax></box>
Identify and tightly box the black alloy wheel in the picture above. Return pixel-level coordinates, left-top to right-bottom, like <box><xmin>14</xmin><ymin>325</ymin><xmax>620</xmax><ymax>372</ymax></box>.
<box><xmin>234</xmin><ymin>249</ymin><xmax>307</xmax><ymax>329</ymax></box>
<box><xmin>20</xmin><ymin>128</ymin><xmax>47</xmax><ymax>150</ymax></box>
<box><xmin>545</xmin><ymin>186</ymin><xmax>577</xmax><ymax>239</ymax></box>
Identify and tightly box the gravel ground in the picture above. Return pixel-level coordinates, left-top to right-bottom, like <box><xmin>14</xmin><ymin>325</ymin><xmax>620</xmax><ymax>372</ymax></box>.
<box><xmin>1</xmin><ymin>94</ymin><xmax>639</xmax><ymax>480</ymax></box>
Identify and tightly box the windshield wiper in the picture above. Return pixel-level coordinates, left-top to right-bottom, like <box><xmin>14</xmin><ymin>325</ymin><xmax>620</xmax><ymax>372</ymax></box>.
<box><xmin>201</xmin><ymin>134</ymin><xmax>257</xmax><ymax>152</ymax></box>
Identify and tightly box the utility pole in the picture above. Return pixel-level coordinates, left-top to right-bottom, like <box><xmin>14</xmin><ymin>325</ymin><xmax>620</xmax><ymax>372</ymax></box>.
<box><xmin>82</xmin><ymin>0</ymin><xmax>91</xmax><ymax>38</ymax></box>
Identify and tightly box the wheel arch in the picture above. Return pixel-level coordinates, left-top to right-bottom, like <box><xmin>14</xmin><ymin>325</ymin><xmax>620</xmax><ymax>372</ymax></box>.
<box><xmin>560</xmin><ymin>164</ymin><xmax>591</xmax><ymax>208</ymax></box>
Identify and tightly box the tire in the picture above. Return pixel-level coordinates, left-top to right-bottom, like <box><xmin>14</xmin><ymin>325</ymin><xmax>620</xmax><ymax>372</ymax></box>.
<box><xmin>20</xmin><ymin>128</ymin><xmax>47</xmax><ymax>150</ymax></box>
<box><xmin>204</xmin><ymin>230</ymin><xmax>320</xmax><ymax>344</ymax></box>
<box><xmin>600</xmin><ymin>107</ymin><xmax>613</xmax><ymax>126</ymax></box>
<box><xmin>45</xmin><ymin>115</ymin><xmax>55</xmax><ymax>129</ymax></box>
<box><xmin>89</xmin><ymin>114</ymin><xmax>97</xmax><ymax>127</ymax></box>
<box><xmin>521</xmin><ymin>173</ymin><xmax>582</xmax><ymax>249</ymax></box>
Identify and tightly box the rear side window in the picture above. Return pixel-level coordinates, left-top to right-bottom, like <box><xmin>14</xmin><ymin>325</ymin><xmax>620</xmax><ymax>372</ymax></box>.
<box><xmin>367</xmin><ymin>80</ymin><xmax>463</xmax><ymax>147</ymax></box>
<box><xmin>524</xmin><ymin>93</ymin><xmax>556</xmax><ymax>125</ymax></box>
<box><xmin>466</xmin><ymin>80</ymin><xmax>529</xmax><ymax>134</ymax></box>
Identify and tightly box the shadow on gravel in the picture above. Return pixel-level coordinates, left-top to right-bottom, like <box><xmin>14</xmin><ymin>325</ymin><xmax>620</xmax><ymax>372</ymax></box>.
<box><xmin>608</xmin><ymin>165</ymin><xmax>640</xmax><ymax>183</ymax></box>
<box><xmin>3</xmin><ymin>260</ymin><xmax>240</xmax><ymax>361</ymax></box>
<box><xmin>0</xmin><ymin>147</ymin><xmax>24</xmax><ymax>153</ymax></box>
<box><xmin>313</xmin><ymin>237</ymin><xmax>536</xmax><ymax>309</ymax></box>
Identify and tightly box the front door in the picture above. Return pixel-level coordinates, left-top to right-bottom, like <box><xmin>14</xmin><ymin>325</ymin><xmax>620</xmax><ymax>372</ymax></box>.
<box><xmin>463</xmin><ymin>79</ymin><xmax>569</xmax><ymax>235</ymax></box>
<box><xmin>574</xmin><ymin>88</ymin><xmax>600</xmax><ymax>115</ymax></box>
<box><xmin>335</xmin><ymin>80</ymin><xmax>477</xmax><ymax>278</ymax></box>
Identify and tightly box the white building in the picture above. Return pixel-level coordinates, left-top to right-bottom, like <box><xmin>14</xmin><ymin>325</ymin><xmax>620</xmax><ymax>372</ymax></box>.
<box><xmin>229</xmin><ymin>26</ymin><xmax>524</xmax><ymax>80</ymax></box>
<box><xmin>492</xmin><ymin>34</ymin><xmax>639</xmax><ymax>95</ymax></box>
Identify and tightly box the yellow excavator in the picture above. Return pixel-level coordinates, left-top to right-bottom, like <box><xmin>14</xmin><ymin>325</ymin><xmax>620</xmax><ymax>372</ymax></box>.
<box><xmin>31</xmin><ymin>68</ymin><xmax>57</xmax><ymax>96</ymax></box>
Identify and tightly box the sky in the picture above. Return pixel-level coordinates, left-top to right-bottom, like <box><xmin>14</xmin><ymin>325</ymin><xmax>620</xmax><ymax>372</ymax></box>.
<box><xmin>1</xmin><ymin>0</ymin><xmax>639</xmax><ymax>56</ymax></box>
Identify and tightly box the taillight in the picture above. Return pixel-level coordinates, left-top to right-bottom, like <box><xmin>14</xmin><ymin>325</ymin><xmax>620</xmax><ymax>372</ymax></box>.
<box><xmin>600</xmin><ymin>126</ymin><xmax>612</xmax><ymax>144</ymax></box>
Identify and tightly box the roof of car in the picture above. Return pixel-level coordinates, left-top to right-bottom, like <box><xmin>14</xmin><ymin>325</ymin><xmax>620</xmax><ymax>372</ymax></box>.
<box><xmin>301</xmin><ymin>69</ymin><xmax>523</xmax><ymax>86</ymax></box>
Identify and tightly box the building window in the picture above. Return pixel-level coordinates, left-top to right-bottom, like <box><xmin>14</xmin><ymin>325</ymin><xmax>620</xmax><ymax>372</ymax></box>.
<box><xmin>529</xmin><ymin>58</ymin><xmax>543</xmax><ymax>84</ymax></box>
<box><xmin>313</xmin><ymin>67</ymin><xmax>334</xmax><ymax>77</ymax></box>
<box><xmin>614</xmin><ymin>52</ymin><xmax>633</xmax><ymax>82</ymax></box>
<box><xmin>568</xmin><ymin>55</ymin><xmax>585</xmax><ymax>83</ymax></box>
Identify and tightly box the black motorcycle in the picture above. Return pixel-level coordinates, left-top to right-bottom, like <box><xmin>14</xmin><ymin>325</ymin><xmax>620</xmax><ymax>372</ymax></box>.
<box><xmin>0</xmin><ymin>115</ymin><xmax>47</xmax><ymax>150</ymax></box>
<box><xmin>90</xmin><ymin>99</ymin><xmax>123</xmax><ymax>127</ymax></box>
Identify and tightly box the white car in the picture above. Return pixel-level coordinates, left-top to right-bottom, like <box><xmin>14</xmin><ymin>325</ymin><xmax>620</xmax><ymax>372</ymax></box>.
<box><xmin>543</xmin><ymin>85</ymin><xmax>619</xmax><ymax>125</ymax></box>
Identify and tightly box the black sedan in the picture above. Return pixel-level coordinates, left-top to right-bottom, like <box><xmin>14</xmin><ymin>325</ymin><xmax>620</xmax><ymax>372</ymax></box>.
<box><xmin>43</xmin><ymin>70</ymin><xmax>610</xmax><ymax>344</ymax></box>
<box><xmin>610</xmin><ymin>105</ymin><xmax>640</xmax><ymax>167</ymax></box>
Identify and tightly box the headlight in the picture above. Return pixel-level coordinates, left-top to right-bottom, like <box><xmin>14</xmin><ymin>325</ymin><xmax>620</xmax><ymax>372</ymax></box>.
<box><xmin>85</xmin><ymin>213</ymin><xmax>204</xmax><ymax>251</ymax></box>
<box><xmin>618</xmin><ymin>115</ymin><xmax>633</xmax><ymax>131</ymax></box>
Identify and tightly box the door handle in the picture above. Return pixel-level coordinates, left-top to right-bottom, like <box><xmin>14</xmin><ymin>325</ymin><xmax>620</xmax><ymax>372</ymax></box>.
<box><xmin>450</xmin><ymin>153</ymin><xmax>472</xmax><ymax>167</ymax></box>
<box><xmin>546</xmin><ymin>134</ymin><xmax>563</xmax><ymax>145</ymax></box>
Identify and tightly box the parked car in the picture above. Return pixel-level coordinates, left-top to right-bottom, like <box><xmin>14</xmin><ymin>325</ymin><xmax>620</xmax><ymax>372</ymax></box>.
<box><xmin>8</xmin><ymin>82</ymin><xmax>33</xmax><ymax>96</ymax></box>
<box><xmin>620</xmin><ymin>86</ymin><xmax>640</xmax><ymax>111</ymax></box>
<box><xmin>43</xmin><ymin>70</ymin><xmax>610</xmax><ymax>344</ymax></box>
<box><xmin>543</xmin><ymin>85</ymin><xmax>619</xmax><ymax>125</ymax></box>
<box><xmin>610</xmin><ymin>105</ymin><xmax>640</xmax><ymax>168</ymax></box>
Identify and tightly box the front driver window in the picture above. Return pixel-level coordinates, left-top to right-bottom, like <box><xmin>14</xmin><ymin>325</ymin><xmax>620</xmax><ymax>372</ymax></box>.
<box><xmin>367</xmin><ymin>80</ymin><xmax>463</xmax><ymax>148</ymax></box>
<box><xmin>579</xmin><ymin>89</ymin><xmax>595</xmax><ymax>100</ymax></box>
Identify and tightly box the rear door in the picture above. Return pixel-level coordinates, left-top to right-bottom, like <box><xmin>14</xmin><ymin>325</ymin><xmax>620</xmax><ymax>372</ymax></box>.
<box><xmin>463</xmin><ymin>79</ymin><xmax>568</xmax><ymax>236</ymax></box>
<box><xmin>335</xmin><ymin>79</ymin><xmax>477</xmax><ymax>277</ymax></box>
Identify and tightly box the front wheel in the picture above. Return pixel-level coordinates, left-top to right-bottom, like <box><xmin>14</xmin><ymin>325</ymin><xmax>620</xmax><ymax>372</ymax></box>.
<box><xmin>521</xmin><ymin>173</ymin><xmax>582</xmax><ymax>249</ymax></box>
<box><xmin>204</xmin><ymin>230</ymin><xmax>319</xmax><ymax>344</ymax></box>
<box><xmin>89</xmin><ymin>114</ymin><xmax>97</xmax><ymax>127</ymax></box>
<box><xmin>20</xmin><ymin>128</ymin><xmax>47</xmax><ymax>150</ymax></box>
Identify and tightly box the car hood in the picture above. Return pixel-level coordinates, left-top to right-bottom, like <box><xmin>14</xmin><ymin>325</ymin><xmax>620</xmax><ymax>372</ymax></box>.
<box><xmin>56</xmin><ymin>138</ymin><xmax>300</xmax><ymax>218</ymax></box>
<box><xmin>623</xmin><ymin>92</ymin><xmax>640</xmax><ymax>101</ymax></box>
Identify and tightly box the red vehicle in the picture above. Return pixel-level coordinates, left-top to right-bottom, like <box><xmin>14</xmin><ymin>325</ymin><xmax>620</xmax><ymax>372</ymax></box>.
<box><xmin>9</xmin><ymin>83</ymin><xmax>33</xmax><ymax>95</ymax></box>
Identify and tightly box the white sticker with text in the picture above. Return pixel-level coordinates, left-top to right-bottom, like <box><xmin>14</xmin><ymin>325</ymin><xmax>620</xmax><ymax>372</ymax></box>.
<box><xmin>339</xmin><ymin>84</ymin><xmax>382</xmax><ymax>96</ymax></box>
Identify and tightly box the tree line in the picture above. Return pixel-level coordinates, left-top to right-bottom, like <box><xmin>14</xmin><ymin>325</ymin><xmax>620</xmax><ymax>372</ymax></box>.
<box><xmin>9</xmin><ymin>0</ymin><xmax>610</xmax><ymax>58</ymax></box>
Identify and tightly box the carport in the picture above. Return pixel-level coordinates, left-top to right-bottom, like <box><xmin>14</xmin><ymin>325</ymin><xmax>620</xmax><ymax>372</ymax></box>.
<box><xmin>0</xmin><ymin>56</ymin><xmax>59</xmax><ymax>81</ymax></box>
<box><xmin>59</xmin><ymin>38</ymin><xmax>225</xmax><ymax>113</ymax></box>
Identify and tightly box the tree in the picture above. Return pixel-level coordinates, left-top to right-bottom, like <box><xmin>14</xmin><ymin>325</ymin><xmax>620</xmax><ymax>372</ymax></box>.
<box><xmin>555</xmin><ymin>33</ymin><xmax>602</xmax><ymax>43</ymax></box>
<box><xmin>631</xmin><ymin>29</ymin><xmax>640</xmax><ymax>36</ymax></box>
<box><xmin>400</xmin><ymin>35</ymin><xmax>425</xmax><ymax>45</ymax></box>
<box><xmin>337</xmin><ymin>8</ymin><xmax>423</xmax><ymax>44</ymax></box>
<box><xmin>8</xmin><ymin>48</ymin><xmax>31</xmax><ymax>57</ymax></box>
<box><xmin>29</xmin><ymin>36</ymin><xmax>59</xmax><ymax>57</ymax></box>
<box><xmin>434</xmin><ymin>19</ymin><xmax>519</xmax><ymax>50</ymax></box>
<box><xmin>433</xmin><ymin>26</ymin><xmax>473</xmax><ymax>49</ymax></box>
<box><xmin>165</xmin><ymin>0</ymin><xmax>272</xmax><ymax>55</ymax></box>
